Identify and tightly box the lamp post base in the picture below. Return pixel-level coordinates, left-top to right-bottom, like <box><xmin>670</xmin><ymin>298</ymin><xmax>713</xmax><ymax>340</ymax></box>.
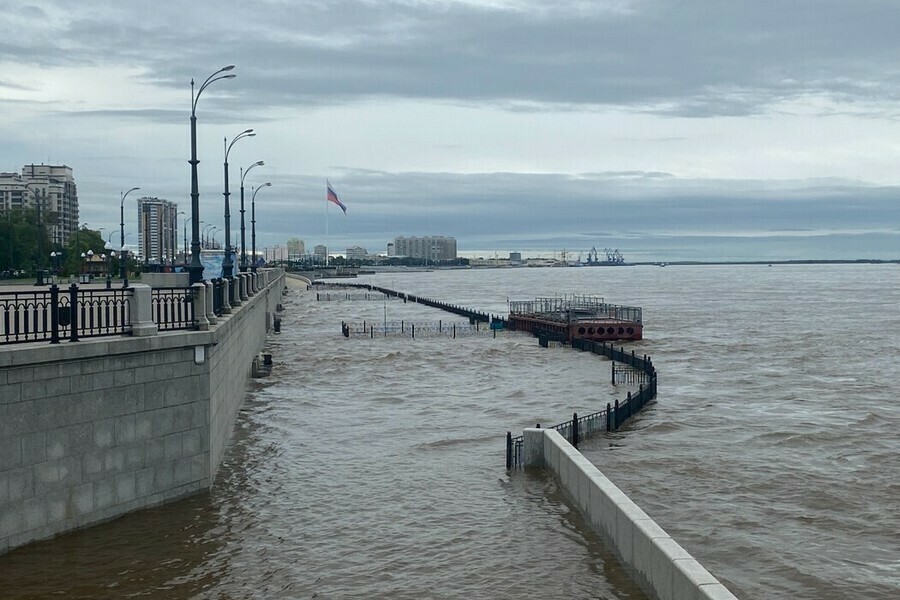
<box><xmin>188</xmin><ymin>264</ymin><xmax>204</xmax><ymax>285</ymax></box>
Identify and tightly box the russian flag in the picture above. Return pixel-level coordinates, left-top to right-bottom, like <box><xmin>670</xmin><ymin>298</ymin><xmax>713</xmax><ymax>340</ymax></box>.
<box><xmin>327</xmin><ymin>180</ymin><xmax>347</xmax><ymax>214</ymax></box>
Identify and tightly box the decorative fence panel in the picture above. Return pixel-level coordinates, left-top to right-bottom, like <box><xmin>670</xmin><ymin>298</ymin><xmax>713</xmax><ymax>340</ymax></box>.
<box><xmin>151</xmin><ymin>287</ymin><xmax>195</xmax><ymax>331</ymax></box>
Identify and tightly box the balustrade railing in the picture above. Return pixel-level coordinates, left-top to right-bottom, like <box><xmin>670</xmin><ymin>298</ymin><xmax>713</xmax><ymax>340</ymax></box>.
<box><xmin>0</xmin><ymin>283</ymin><xmax>202</xmax><ymax>345</ymax></box>
<box><xmin>151</xmin><ymin>287</ymin><xmax>195</xmax><ymax>331</ymax></box>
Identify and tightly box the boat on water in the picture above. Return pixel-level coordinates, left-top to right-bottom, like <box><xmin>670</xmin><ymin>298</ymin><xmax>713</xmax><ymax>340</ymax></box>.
<box><xmin>507</xmin><ymin>295</ymin><xmax>642</xmax><ymax>342</ymax></box>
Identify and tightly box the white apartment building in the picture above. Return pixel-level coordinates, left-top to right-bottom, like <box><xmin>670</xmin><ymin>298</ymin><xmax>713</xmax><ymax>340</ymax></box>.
<box><xmin>346</xmin><ymin>246</ymin><xmax>368</xmax><ymax>260</ymax></box>
<box><xmin>287</xmin><ymin>238</ymin><xmax>305</xmax><ymax>261</ymax></box>
<box><xmin>0</xmin><ymin>164</ymin><xmax>79</xmax><ymax>245</ymax></box>
<box><xmin>136</xmin><ymin>196</ymin><xmax>178</xmax><ymax>264</ymax></box>
<box><xmin>393</xmin><ymin>236</ymin><xmax>457</xmax><ymax>261</ymax></box>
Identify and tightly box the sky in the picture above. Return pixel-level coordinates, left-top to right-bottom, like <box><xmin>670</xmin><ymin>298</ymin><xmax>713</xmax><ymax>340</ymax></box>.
<box><xmin>2</xmin><ymin>0</ymin><xmax>900</xmax><ymax>261</ymax></box>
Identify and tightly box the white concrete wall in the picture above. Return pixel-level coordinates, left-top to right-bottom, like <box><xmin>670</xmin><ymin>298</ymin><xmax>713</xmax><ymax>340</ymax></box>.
<box><xmin>525</xmin><ymin>428</ymin><xmax>739</xmax><ymax>600</ymax></box>
<box><xmin>0</xmin><ymin>269</ymin><xmax>285</xmax><ymax>556</ymax></box>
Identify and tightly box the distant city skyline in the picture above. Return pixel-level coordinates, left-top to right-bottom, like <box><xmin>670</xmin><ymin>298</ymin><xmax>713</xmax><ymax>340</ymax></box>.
<box><xmin>1</xmin><ymin>2</ymin><xmax>899</xmax><ymax>261</ymax></box>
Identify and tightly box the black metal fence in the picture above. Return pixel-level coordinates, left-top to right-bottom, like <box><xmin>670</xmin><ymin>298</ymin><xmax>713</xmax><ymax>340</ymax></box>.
<box><xmin>342</xmin><ymin>319</ymin><xmax>499</xmax><ymax>338</ymax></box>
<box><xmin>0</xmin><ymin>284</ymin><xmax>130</xmax><ymax>344</ymax></box>
<box><xmin>211</xmin><ymin>279</ymin><xmax>226</xmax><ymax>316</ymax></box>
<box><xmin>1</xmin><ymin>284</ymin><xmax>198</xmax><ymax>345</ymax></box>
<box><xmin>151</xmin><ymin>287</ymin><xmax>195</xmax><ymax>331</ymax></box>
<box><xmin>317</xmin><ymin>292</ymin><xmax>399</xmax><ymax>302</ymax></box>
<box><xmin>506</xmin><ymin>339</ymin><xmax>657</xmax><ymax>469</ymax></box>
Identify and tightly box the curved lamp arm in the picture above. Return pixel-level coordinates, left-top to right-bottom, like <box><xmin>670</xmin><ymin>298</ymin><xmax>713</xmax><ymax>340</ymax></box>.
<box><xmin>191</xmin><ymin>65</ymin><xmax>235</xmax><ymax>116</ymax></box>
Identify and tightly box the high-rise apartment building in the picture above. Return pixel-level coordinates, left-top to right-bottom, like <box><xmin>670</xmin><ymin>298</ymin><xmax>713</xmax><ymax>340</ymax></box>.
<box><xmin>286</xmin><ymin>238</ymin><xmax>305</xmax><ymax>260</ymax></box>
<box><xmin>136</xmin><ymin>196</ymin><xmax>178</xmax><ymax>264</ymax></box>
<box><xmin>0</xmin><ymin>164</ymin><xmax>79</xmax><ymax>245</ymax></box>
<box><xmin>393</xmin><ymin>236</ymin><xmax>457</xmax><ymax>261</ymax></box>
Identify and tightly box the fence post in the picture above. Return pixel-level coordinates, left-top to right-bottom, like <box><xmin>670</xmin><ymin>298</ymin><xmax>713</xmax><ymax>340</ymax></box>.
<box><xmin>611</xmin><ymin>361</ymin><xmax>615</xmax><ymax>385</ymax></box>
<box><xmin>506</xmin><ymin>432</ymin><xmax>512</xmax><ymax>470</ymax></box>
<box><xmin>68</xmin><ymin>283</ymin><xmax>79</xmax><ymax>342</ymax></box>
<box><xmin>572</xmin><ymin>412</ymin><xmax>579</xmax><ymax>449</ymax></box>
<box><xmin>192</xmin><ymin>283</ymin><xmax>210</xmax><ymax>331</ymax></box>
<box><xmin>49</xmin><ymin>284</ymin><xmax>60</xmax><ymax>344</ymax></box>
<box><xmin>130</xmin><ymin>284</ymin><xmax>158</xmax><ymax>337</ymax></box>
<box><xmin>613</xmin><ymin>399</ymin><xmax>619</xmax><ymax>430</ymax></box>
<box><xmin>411</xmin><ymin>323</ymin><xmax>415</xmax><ymax>339</ymax></box>
<box><xmin>606</xmin><ymin>403</ymin><xmax>612</xmax><ymax>431</ymax></box>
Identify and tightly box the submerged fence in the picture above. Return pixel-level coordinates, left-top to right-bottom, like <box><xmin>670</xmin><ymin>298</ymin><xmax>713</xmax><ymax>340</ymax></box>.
<box><xmin>309</xmin><ymin>280</ymin><xmax>656</xmax><ymax>466</ymax></box>
<box><xmin>342</xmin><ymin>319</ymin><xmax>498</xmax><ymax>338</ymax></box>
<box><xmin>506</xmin><ymin>339</ymin><xmax>657</xmax><ymax>469</ymax></box>
<box><xmin>317</xmin><ymin>292</ymin><xmax>398</xmax><ymax>302</ymax></box>
<box><xmin>0</xmin><ymin>284</ymin><xmax>196</xmax><ymax>345</ymax></box>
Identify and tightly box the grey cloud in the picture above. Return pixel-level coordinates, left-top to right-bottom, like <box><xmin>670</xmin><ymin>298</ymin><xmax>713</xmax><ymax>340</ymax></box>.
<box><xmin>7</xmin><ymin>0</ymin><xmax>900</xmax><ymax>117</ymax></box>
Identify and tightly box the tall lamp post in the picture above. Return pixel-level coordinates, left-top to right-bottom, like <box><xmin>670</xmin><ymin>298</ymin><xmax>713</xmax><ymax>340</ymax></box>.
<box><xmin>250</xmin><ymin>182</ymin><xmax>271</xmax><ymax>272</ymax></box>
<box><xmin>203</xmin><ymin>224</ymin><xmax>215</xmax><ymax>249</ymax></box>
<box><xmin>239</xmin><ymin>160</ymin><xmax>264</xmax><ymax>272</ymax></box>
<box><xmin>188</xmin><ymin>65</ymin><xmax>236</xmax><ymax>285</ymax></box>
<box><xmin>184</xmin><ymin>218</ymin><xmax>200</xmax><ymax>266</ymax></box>
<box><xmin>28</xmin><ymin>186</ymin><xmax>46</xmax><ymax>285</ymax></box>
<box><xmin>173</xmin><ymin>210</ymin><xmax>184</xmax><ymax>269</ymax></box>
<box><xmin>120</xmin><ymin>187</ymin><xmax>140</xmax><ymax>286</ymax></box>
<box><xmin>222</xmin><ymin>129</ymin><xmax>254</xmax><ymax>278</ymax></box>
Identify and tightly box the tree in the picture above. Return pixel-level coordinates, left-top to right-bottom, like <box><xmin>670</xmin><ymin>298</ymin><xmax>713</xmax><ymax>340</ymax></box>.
<box><xmin>62</xmin><ymin>226</ymin><xmax>106</xmax><ymax>276</ymax></box>
<box><xmin>0</xmin><ymin>207</ymin><xmax>52</xmax><ymax>277</ymax></box>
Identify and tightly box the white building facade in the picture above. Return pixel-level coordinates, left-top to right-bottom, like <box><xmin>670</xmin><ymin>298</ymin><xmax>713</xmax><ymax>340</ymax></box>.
<box><xmin>136</xmin><ymin>196</ymin><xmax>178</xmax><ymax>264</ymax></box>
<box><xmin>393</xmin><ymin>236</ymin><xmax>457</xmax><ymax>261</ymax></box>
<box><xmin>0</xmin><ymin>164</ymin><xmax>79</xmax><ymax>246</ymax></box>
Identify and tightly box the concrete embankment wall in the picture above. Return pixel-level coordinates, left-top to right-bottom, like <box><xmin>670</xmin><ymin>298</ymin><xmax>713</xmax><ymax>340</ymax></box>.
<box><xmin>524</xmin><ymin>428</ymin><xmax>738</xmax><ymax>600</ymax></box>
<box><xmin>0</xmin><ymin>271</ymin><xmax>285</xmax><ymax>556</ymax></box>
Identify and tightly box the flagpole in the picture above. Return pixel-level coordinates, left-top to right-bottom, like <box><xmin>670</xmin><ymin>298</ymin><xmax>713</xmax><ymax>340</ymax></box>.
<box><xmin>325</xmin><ymin>179</ymin><xmax>329</xmax><ymax>267</ymax></box>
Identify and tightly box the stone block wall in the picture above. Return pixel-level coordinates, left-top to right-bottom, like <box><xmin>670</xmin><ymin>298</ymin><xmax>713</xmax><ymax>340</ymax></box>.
<box><xmin>0</xmin><ymin>270</ymin><xmax>285</xmax><ymax>556</ymax></box>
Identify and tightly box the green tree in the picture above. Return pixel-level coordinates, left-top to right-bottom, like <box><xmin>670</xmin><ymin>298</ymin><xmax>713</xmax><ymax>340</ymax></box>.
<box><xmin>62</xmin><ymin>227</ymin><xmax>106</xmax><ymax>276</ymax></box>
<box><xmin>0</xmin><ymin>207</ymin><xmax>52</xmax><ymax>277</ymax></box>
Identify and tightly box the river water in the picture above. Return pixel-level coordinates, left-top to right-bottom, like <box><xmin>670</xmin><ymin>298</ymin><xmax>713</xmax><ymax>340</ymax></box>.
<box><xmin>1</xmin><ymin>265</ymin><xmax>897</xmax><ymax>599</ymax></box>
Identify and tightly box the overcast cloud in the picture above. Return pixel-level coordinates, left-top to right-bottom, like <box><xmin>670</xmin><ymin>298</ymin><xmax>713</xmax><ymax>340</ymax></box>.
<box><xmin>1</xmin><ymin>0</ymin><xmax>899</xmax><ymax>260</ymax></box>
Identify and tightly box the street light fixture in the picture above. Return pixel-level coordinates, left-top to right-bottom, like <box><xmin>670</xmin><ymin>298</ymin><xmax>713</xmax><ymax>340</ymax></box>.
<box><xmin>50</xmin><ymin>251</ymin><xmax>61</xmax><ymax>276</ymax></box>
<box><xmin>188</xmin><ymin>65</ymin><xmax>236</xmax><ymax>285</ymax></box>
<box><xmin>239</xmin><ymin>160</ymin><xmax>264</xmax><ymax>272</ymax></box>
<box><xmin>250</xmin><ymin>182</ymin><xmax>271</xmax><ymax>273</ymax></box>
<box><xmin>223</xmin><ymin>129</ymin><xmax>254</xmax><ymax>279</ymax></box>
<box><xmin>203</xmin><ymin>223</ymin><xmax>216</xmax><ymax>249</ymax></box>
<box><xmin>120</xmin><ymin>187</ymin><xmax>140</xmax><ymax>287</ymax></box>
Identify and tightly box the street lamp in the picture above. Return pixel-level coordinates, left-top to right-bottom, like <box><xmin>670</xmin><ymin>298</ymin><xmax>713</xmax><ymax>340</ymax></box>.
<box><xmin>239</xmin><ymin>160</ymin><xmax>264</xmax><ymax>272</ymax></box>
<box><xmin>81</xmin><ymin>249</ymin><xmax>94</xmax><ymax>279</ymax></box>
<box><xmin>27</xmin><ymin>185</ymin><xmax>46</xmax><ymax>285</ymax></box>
<box><xmin>120</xmin><ymin>187</ymin><xmax>140</xmax><ymax>286</ymax></box>
<box><xmin>184</xmin><ymin>218</ymin><xmax>199</xmax><ymax>266</ymax></box>
<box><xmin>173</xmin><ymin>211</ymin><xmax>184</xmax><ymax>269</ymax></box>
<box><xmin>188</xmin><ymin>65</ymin><xmax>236</xmax><ymax>285</ymax></box>
<box><xmin>203</xmin><ymin>223</ymin><xmax>216</xmax><ymax>249</ymax></box>
<box><xmin>250</xmin><ymin>182</ymin><xmax>271</xmax><ymax>272</ymax></box>
<box><xmin>50</xmin><ymin>251</ymin><xmax>61</xmax><ymax>276</ymax></box>
<box><xmin>223</xmin><ymin>129</ymin><xmax>254</xmax><ymax>279</ymax></box>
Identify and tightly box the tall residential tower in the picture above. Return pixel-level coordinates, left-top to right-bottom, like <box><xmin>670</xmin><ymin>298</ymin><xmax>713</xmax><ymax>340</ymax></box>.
<box><xmin>0</xmin><ymin>164</ymin><xmax>79</xmax><ymax>246</ymax></box>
